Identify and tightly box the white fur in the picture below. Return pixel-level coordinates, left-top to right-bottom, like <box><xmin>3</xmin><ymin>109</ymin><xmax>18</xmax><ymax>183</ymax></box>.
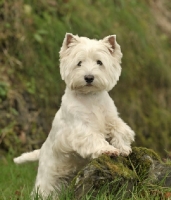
<box><xmin>14</xmin><ymin>150</ymin><xmax>40</xmax><ymax>164</ymax></box>
<box><xmin>14</xmin><ymin>33</ymin><xmax>135</xmax><ymax>199</ymax></box>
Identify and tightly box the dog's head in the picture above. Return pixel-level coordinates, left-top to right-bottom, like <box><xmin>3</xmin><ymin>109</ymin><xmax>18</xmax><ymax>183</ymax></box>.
<box><xmin>59</xmin><ymin>33</ymin><xmax>122</xmax><ymax>93</ymax></box>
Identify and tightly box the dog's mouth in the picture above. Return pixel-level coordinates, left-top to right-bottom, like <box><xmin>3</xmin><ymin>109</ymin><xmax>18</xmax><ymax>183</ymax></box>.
<box><xmin>86</xmin><ymin>83</ymin><xmax>93</xmax><ymax>86</ymax></box>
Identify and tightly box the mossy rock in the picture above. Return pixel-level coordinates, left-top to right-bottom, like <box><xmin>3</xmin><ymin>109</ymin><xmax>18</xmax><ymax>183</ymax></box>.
<box><xmin>70</xmin><ymin>147</ymin><xmax>171</xmax><ymax>199</ymax></box>
<box><xmin>71</xmin><ymin>155</ymin><xmax>137</xmax><ymax>199</ymax></box>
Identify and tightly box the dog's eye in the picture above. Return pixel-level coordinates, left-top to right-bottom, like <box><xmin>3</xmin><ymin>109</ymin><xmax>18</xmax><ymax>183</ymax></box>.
<box><xmin>97</xmin><ymin>60</ymin><xmax>103</xmax><ymax>65</ymax></box>
<box><xmin>77</xmin><ymin>61</ymin><xmax>82</xmax><ymax>66</ymax></box>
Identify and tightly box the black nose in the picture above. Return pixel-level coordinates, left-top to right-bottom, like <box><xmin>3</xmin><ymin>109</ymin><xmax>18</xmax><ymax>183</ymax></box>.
<box><xmin>84</xmin><ymin>75</ymin><xmax>94</xmax><ymax>83</ymax></box>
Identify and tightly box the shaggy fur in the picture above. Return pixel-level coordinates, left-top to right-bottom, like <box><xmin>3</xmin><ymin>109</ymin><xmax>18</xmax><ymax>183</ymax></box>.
<box><xmin>14</xmin><ymin>33</ymin><xmax>135</xmax><ymax>199</ymax></box>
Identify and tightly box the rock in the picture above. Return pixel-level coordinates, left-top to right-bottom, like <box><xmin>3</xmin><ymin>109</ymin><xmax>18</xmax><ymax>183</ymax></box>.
<box><xmin>70</xmin><ymin>147</ymin><xmax>171</xmax><ymax>199</ymax></box>
<box><xmin>129</xmin><ymin>147</ymin><xmax>171</xmax><ymax>186</ymax></box>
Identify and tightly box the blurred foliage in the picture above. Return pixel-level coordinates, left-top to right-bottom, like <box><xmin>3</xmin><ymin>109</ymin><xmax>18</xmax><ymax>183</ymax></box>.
<box><xmin>0</xmin><ymin>82</ymin><xmax>8</xmax><ymax>101</ymax></box>
<box><xmin>0</xmin><ymin>0</ymin><xmax>171</xmax><ymax>156</ymax></box>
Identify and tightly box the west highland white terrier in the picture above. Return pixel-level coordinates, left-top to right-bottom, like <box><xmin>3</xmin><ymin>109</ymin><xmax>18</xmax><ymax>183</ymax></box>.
<box><xmin>14</xmin><ymin>33</ymin><xmax>135</xmax><ymax>199</ymax></box>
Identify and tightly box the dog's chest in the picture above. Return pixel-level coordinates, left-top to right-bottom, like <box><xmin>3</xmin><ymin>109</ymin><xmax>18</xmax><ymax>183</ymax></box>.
<box><xmin>75</xmin><ymin>94</ymin><xmax>113</xmax><ymax>133</ymax></box>
<box><xmin>62</xmin><ymin>90</ymin><xmax>116</xmax><ymax>136</ymax></box>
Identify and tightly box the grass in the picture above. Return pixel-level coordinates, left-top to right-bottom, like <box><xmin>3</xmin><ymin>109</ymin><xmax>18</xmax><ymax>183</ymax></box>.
<box><xmin>1</xmin><ymin>155</ymin><xmax>171</xmax><ymax>200</ymax></box>
<box><xmin>0</xmin><ymin>155</ymin><xmax>37</xmax><ymax>200</ymax></box>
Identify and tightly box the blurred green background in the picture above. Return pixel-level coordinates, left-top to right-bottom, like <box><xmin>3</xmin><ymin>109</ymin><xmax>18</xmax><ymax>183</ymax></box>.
<box><xmin>0</xmin><ymin>0</ymin><xmax>171</xmax><ymax>157</ymax></box>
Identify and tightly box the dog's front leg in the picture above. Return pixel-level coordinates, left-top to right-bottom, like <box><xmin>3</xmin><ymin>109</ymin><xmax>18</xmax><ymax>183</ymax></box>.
<box><xmin>110</xmin><ymin>117</ymin><xmax>135</xmax><ymax>156</ymax></box>
<box><xmin>68</xmin><ymin>131</ymin><xmax>120</xmax><ymax>159</ymax></box>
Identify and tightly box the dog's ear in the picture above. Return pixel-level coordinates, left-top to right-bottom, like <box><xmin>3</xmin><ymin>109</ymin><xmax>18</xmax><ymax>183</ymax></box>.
<box><xmin>63</xmin><ymin>33</ymin><xmax>78</xmax><ymax>49</ymax></box>
<box><xmin>103</xmin><ymin>35</ymin><xmax>122</xmax><ymax>63</ymax></box>
<box><xmin>66</xmin><ymin>33</ymin><xmax>73</xmax><ymax>46</ymax></box>
<box><xmin>60</xmin><ymin>33</ymin><xmax>78</xmax><ymax>56</ymax></box>
<box><xmin>103</xmin><ymin>35</ymin><xmax>116</xmax><ymax>54</ymax></box>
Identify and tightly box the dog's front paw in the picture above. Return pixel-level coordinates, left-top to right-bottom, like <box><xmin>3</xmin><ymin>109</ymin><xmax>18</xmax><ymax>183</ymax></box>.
<box><xmin>95</xmin><ymin>146</ymin><xmax>120</xmax><ymax>157</ymax></box>
<box><xmin>119</xmin><ymin>146</ymin><xmax>132</xmax><ymax>156</ymax></box>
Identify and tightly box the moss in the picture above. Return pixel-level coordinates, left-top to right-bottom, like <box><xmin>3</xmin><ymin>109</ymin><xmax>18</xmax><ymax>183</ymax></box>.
<box><xmin>131</xmin><ymin>147</ymin><xmax>161</xmax><ymax>161</ymax></box>
<box><xmin>96</xmin><ymin>154</ymin><xmax>136</xmax><ymax>179</ymax></box>
<box><xmin>129</xmin><ymin>147</ymin><xmax>161</xmax><ymax>180</ymax></box>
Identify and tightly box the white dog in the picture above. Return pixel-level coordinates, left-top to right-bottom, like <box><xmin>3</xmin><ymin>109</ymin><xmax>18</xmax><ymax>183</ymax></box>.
<box><xmin>14</xmin><ymin>33</ymin><xmax>135</xmax><ymax>199</ymax></box>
